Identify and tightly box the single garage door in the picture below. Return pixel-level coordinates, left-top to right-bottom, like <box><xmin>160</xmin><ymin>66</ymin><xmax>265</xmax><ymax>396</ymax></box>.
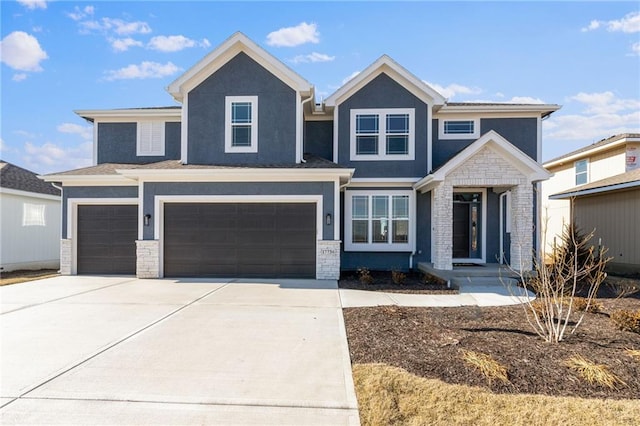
<box><xmin>164</xmin><ymin>203</ymin><xmax>316</xmax><ymax>278</ymax></box>
<box><xmin>77</xmin><ymin>205</ymin><xmax>137</xmax><ymax>275</ymax></box>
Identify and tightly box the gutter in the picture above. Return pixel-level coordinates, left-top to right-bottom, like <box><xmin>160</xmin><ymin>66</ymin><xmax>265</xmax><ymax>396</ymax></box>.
<box><xmin>550</xmin><ymin>180</ymin><xmax>640</xmax><ymax>199</ymax></box>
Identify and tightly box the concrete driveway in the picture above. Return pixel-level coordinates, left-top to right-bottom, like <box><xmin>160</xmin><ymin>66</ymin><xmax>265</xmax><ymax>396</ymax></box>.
<box><xmin>0</xmin><ymin>276</ymin><xmax>359</xmax><ymax>425</ymax></box>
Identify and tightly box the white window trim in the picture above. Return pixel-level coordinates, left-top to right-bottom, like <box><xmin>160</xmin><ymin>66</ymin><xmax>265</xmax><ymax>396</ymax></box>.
<box><xmin>136</xmin><ymin>121</ymin><xmax>166</xmax><ymax>156</ymax></box>
<box><xmin>225</xmin><ymin>95</ymin><xmax>258</xmax><ymax>153</ymax></box>
<box><xmin>349</xmin><ymin>108</ymin><xmax>415</xmax><ymax>161</ymax></box>
<box><xmin>575</xmin><ymin>159</ymin><xmax>589</xmax><ymax>185</ymax></box>
<box><xmin>344</xmin><ymin>190</ymin><xmax>415</xmax><ymax>252</ymax></box>
<box><xmin>438</xmin><ymin>117</ymin><xmax>480</xmax><ymax>140</ymax></box>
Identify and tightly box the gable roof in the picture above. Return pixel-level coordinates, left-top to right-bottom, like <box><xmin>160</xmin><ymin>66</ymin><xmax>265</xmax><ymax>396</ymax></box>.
<box><xmin>324</xmin><ymin>55</ymin><xmax>447</xmax><ymax>107</ymax></box>
<box><xmin>414</xmin><ymin>130</ymin><xmax>551</xmax><ymax>192</ymax></box>
<box><xmin>550</xmin><ymin>168</ymin><xmax>640</xmax><ymax>199</ymax></box>
<box><xmin>167</xmin><ymin>32</ymin><xmax>313</xmax><ymax>102</ymax></box>
<box><xmin>544</xmin><ymin>133</ymin><xmax>640</xmax><ymax>168</ymax></box>
<box><xmin>0</xmin><ymin>161</ymin><xmax>60</xmax><ymax>196</ymax></box>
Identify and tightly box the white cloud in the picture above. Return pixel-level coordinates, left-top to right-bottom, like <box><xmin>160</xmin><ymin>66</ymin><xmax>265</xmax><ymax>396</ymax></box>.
<box><xmin>14</xmin><ymin>130</ymin><xmax>37</xmax><ymax>139</ymax></box>
<box><xmin>67</xmin><ymin>5</ymin><xmax>95</xmax><ymax>21</ymax></box>
<box><xmin>23</xmin><ymin>141</ymin><xmax>93</xmax><ymax>174</ymax></box>
<box><xmin>582</xmin><ymin>11</ymin><xmax>640</xmax><ymax>33</ymax></box>
<box><xmin>57</xmin><ymin>123</ymin><xmax>93</xmax><ymax>140</ymax></box>
<box><xmin>290</xmin><ymin>52</ymin><xmax>335</xmax><ymax>64</ymax></box>
<box><xmin>0</xmin><ymin>31</ymin><xmax>48</xmax><ymax>72</ymax></box>
<box><xmin>17</xmin><ymin>0</ymin><xmax>47</xmax><ymax>10</ymax></box>
<box><xmin>110</xmin><ymin>37</ymin><xmax>143</xmax><ymax>52</ymax></box>
<box><xmin>266</xmin><ymin>22</ymin><xmax>319</xmax><ymax>47</ymax></box>
<box><xmin>630</xmin><ymin>41</ymin><xmax>640</xmax><ymax>56</ymax></box>
<box><xmin>342</xmin><ymin>71</ymin><xmax>360</xmax><ymax>85</ymax></box>
<box><xmin>12</xmin><ymin>73</ymin><xmax>28</xmax><ymax>82</ymax></box>
<box><xmin>147</xmin><ymin>35</ymin><xmax>210</xmax><ymax>52</ymax></box>
<box><xmin>425</xmin><ymin>81</ymin><xmax>482</xmax><ymax>99</ymax></box>
<box><xmin>80</xmin><ymin>18</ymin><xmax>151</xmax><ymax>36</ymax></box>
<box><xmin>103</xmin><ymin>61</ymin><xmax>181</xmax><ymax>81</ymax></box>
<box><xmin>569</xmin><ymin>91</ymin><xmax>640</xmax><ymax>114</ymax></box>
<box><xmin>508</xmin><ymin>96</ymin><xmax>545</xmax><ymax>104</ymax></box>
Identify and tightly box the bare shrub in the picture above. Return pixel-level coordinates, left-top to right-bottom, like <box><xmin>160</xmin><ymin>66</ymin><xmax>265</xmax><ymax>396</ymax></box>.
<box><xmin>357</xmin><ymin>267</ymin><xmax>374</xmax><ymax>285</ymax></box>
<box><xmin>564</xmin><ymin>355</ymin><xmax>626</xmax><ymax>389</ymax></box>
<box><xmin>610</xmin><ymin>309</ymin><xmax>640</xmax><ymax>334</ymax></box>
<box><xmin>461</xmin><ymin>350</ymin><xmax>509</xmax><ymax>384</ymax></box>
<box><xmin>391</xmin><ymin>270</ymin><xmax>406</xmax><ymax>285</ymax></box>
<box><xmin>625</xmin><ymin>349</ymin><xmax>640</xmax><ymax>361</ymax></box>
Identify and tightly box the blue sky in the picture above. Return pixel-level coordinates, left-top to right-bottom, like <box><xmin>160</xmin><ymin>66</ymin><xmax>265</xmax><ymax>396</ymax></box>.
<box><xmin>1</xmin><ymin>1</ymin><xmax>639</xmax><ymax>174</ymax></box>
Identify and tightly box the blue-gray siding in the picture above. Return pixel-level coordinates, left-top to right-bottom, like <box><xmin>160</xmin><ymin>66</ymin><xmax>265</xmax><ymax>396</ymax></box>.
<box><xmin>97</xmin><ymin>122</ymin><xmax>181</xmax><ymax>164</ymax></box>
<box><xmin>337</xmin><ymin>73</ymin><xmax>429</xmax><ymax>178</ymax></box>
<box><xmin>304</xmin><ymin>120</ymin><xmax>333</xmax><ymax>161</ymax></box>
<box><xmin>142</xmin><ymin>182</ymin><xmax>335</xmax><ymax>240</ymax></box>
<box><xmin>187</xmin><ymin>52</ymin><xmax>297</xmax><ymax>165</ymax></box>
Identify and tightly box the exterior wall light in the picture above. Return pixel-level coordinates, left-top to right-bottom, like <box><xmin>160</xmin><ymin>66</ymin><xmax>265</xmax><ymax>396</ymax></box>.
<box><xmin>144</xmin><ymin>214</ymin><xmax>151</xmax><ymax>226</ymax></box>
<box><xmin>326</xmin><ymin>213</ymin><xmax>332</xmax><ymax>226</ymax></box>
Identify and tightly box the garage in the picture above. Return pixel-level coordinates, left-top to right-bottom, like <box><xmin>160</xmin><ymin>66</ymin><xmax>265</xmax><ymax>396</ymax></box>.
<box><xmin>163</xmin><ymin>203</ymin><xmax>316</xmax><ymax>278</ymax></box>
<box><xmin>77</xmin><ymin>205</ymin><xmax>138</xmax><ymax>274</ymax></box>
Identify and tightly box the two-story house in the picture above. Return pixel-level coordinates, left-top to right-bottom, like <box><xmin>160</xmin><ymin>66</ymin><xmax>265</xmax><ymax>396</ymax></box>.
<box><xmin>42</xmin><ymin>32</ymin><xmax>559</xmax><ymax>279</ymax></box>
<box><xmin>542</xmin><ymin>133</ymin><xmax>640</xmax><ymax>272</ymax></box>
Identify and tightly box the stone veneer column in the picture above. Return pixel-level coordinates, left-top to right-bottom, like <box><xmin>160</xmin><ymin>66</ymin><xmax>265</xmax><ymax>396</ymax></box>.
<box><xmin>136</xmin><ymin>240</ymin><xmax>160</xmax><ymax>279</ymax></box>
<box><xmin>432</xmin><ymin>183</ymin><xmax>453</xmax><ymax>270</ymax></box>
<box><xmin>509</xmin><ymin>182</ymin><xmax>534</xmax><ymax>272</ymax></box>
<box><xmin>316</xmin><ymin>240</ymin><xmax>341</xmax><ymax>279</ymax></box>
<box><xmin>59</xmin><ymin>239</ymin><xmax>72</xmax><ymax>275</ymax></box>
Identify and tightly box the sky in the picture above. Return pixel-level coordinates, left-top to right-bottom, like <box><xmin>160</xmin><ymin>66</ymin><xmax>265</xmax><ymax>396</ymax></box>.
<box><xmin>1</xmin><ymin>1</ymin><xmax>639</xmax><ymax>174</ymax></box>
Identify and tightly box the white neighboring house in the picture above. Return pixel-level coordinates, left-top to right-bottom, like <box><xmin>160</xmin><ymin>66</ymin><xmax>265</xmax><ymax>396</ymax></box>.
<box><xmin>0</xmin><ymin>161</ymin><xmax>61</xmax><ymax>272</ymax></box>
<box><xmin>541</xmin><ymin>133</ymin><xmax>640</xmax><ymax>258</ymax></box>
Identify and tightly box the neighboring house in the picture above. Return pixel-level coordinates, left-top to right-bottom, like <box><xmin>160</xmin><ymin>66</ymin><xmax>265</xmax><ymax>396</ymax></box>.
<box><xmin>1</xmin><ymin>161</ymin><xmax>61</xmax><ymax>272</ymax></box>
<box><xmin>42</xmin><ymin>32</ymin><xmax>559</xmax><ymax>279</ymax></box>
<box><xmin>544</xmin><ymin>134</ymin><xmax>640</xmax><ymax>273</ymax></box>
<box><xmin>541</xmin><ymin>133</ymin><xmax>640</xmax><ymax>259</ymax></box>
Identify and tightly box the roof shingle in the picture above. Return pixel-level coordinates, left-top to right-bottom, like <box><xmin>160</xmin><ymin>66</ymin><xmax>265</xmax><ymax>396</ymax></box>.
<box><xmin>0</xmin><ymin>161</ymin><xmax>60</xmax><ymax>196</ymax></box>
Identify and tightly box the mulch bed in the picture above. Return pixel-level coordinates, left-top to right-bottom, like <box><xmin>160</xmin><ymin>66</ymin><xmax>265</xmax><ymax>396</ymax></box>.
<box><xmin>339</xmin><ymin>270</ymin><xmax>457</xmax><ymax>294</ymax></box>
<box><xmin>344</xmin><ymin>283</ymin><xmax>640</xmax><ymax>400</ymax></box>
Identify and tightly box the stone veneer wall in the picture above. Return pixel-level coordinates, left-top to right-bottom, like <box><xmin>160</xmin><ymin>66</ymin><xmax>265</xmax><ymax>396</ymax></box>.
<box><xmin>59</xmin><ymin>239</ymin><xmax>72</xmax><ymax>275</ymax></box>
<box><xmin>431</xmin><ymin>146</ymin><xmax>534</xmax><ymax>272</ymax></box>
<box><xmin>136</xmin><ymin>240</ymin><xmax>160</xmax><ymax>279</ymax></box>
<box><xmin>316</xmin><ymin>240</ymin><xmax>341</xmax><ymax>279</ymax></box>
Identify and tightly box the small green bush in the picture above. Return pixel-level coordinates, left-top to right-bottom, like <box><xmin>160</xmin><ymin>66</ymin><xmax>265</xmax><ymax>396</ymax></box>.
<box><xmin>610</xmin><ymin>309</ymin><xmax>640</xmax><ymax>334</ymax></box>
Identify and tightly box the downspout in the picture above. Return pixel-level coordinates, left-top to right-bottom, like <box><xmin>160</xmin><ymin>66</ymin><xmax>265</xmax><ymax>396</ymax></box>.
<box><xmin>300</xmin><ymin>94</ymin><xmax>314</xmax><ymax>163</ymax></box>
<box><xmin>409</xmin><ymin>187</ymin><xmax>417</xmax><ymax>270</ymax></box>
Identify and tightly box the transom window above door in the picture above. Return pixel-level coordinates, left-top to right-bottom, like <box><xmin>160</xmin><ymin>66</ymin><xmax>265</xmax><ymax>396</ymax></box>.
<box><xmin>225</xmin><ymin>96</ymin><xmax>258</xmax><ymax>153</ymax></box>
<box><xmin>350</xmin><ymin>108</ymin><xmax>415</xmax><ymax>161</ymax></box>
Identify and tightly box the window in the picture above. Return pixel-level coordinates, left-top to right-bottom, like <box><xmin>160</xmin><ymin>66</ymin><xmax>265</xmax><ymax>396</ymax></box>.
<box><xmin>225</xmin><ymin>96</ymin><xmax>258</xmax><ymax>153</ymax></box>
<box><xmin>345</xmin><ymin>191</ymin><xmax>414</xmax><ymax>251</ymax></box>
<box><xmin>22</xmin><ymin>203</ymin><xmax>46</xmax><ymax>226</ymax></box>
<box><xmin>575</xmin><ymin>159</ymin><xmax>588</xmax><ymax>185</ymax></box>
<box><xmin>438</xmin><ymin>118</ymin><xmax>480</xmax><ymax>139</ymax></box>
<box><xmin>137</xmin><ymin>121</ymin><xmax>165</xmax><ymax>156</ymax></box>
<box><xmin>350</xmin><ymin>108</ymin><xmax>414</xmax><ymax>160</ymax></box>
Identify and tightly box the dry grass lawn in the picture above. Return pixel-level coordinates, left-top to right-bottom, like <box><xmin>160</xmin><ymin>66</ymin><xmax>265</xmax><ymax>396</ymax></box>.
<box><xmin>353</xmin><ymin>363</ymin><xmax>640</xmax><ymax>426</ymax></box>
<box><xmin>0</xmin><ymin>269</ymin><xmax>58</xmax><ymax>286</ymax></box>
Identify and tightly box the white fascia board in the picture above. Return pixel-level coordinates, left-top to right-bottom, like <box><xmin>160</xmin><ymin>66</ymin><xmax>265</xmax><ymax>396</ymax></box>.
<box><xmin>325</xmin><ymin>55</ymin><xmax>446</xmax><ymax>107</ymax></box>
<box><xmin>75</xmin><ymin>109</ymin><xmax>181</xmax><ymax>122</ymax></box>
<box><xmin>39</xmin><ymin>175</ymin><xmax>137</xmax><ymax>186</ymax></box>
<box><xmin>437</xmin><ymin>104</ymin><xmax>561</xmax><ymax>116</ymax></box>
<box><xmin>543</xmin><ymin>137</ymin><xmax>640</xmax><ymax>168</ymax></box>
<box><xmin>0</xmin><ymin>187</ymin><xmax>61</xmax><ymax>201</ymax></box>
<box><xmin>117</xmin><ymin>168</ymin><xmax>355</xmax><ymax>182</ymax></box>
<box><xmin>348</xmin><ymin>177</ymin><xmax>421</xmax><ymax>188</ymax></box>
<box><xmin>167</xmin><ymin>32</ymin><xmax>312</xmax><ymax>101</ymax></box>
<box><xmin>550</xmin><ymin>180</ymin><xmax>640</xmax><ymax>199</ymax></box>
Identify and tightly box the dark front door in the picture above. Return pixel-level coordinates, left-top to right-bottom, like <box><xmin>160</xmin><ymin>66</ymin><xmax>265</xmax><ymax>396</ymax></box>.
<box><xmin>163</xmin><ymin>203</ymin><xmax>316</xmax><ymax>278</ymax></box>
<box><xmin>452</xmin><ymin>192</ymin><xmax>482</xmax><ymax>259</ymax></box>
<box><xmin>77</xmin><ymin>205</ymin><xmax>137</xmax><ymax>274</ymax></box>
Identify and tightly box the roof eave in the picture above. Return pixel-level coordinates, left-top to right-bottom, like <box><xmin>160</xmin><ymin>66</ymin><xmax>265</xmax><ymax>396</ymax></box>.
<box><xmin>550</xmin><ymin>180</ymin><xmax>640</xmax><ymax>199</ymax></box>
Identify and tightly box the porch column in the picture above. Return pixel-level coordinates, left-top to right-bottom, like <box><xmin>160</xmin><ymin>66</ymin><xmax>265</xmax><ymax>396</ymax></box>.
<box><xmin>432</xmin><ymin>182</ymin><xmax>453</xmax><ymax>270</ymax></box>
<box><xmin>510</xmin><ymin>182</ymin><xmax>533</xmax><ymax>272</ymax></box>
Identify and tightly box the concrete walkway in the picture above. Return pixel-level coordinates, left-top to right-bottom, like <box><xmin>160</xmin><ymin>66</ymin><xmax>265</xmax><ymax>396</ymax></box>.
<box><xmin>0</xmin><ymin>277</ymin><xmax>360</xmax><ymax>425</ymax></box>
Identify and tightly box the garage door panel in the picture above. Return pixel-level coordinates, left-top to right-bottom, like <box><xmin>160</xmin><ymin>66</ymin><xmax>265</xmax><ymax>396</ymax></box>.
<box><xmin>164</xmin><ymin>202</ymin><xmax>316</xmax><ymax>278</ymax></box>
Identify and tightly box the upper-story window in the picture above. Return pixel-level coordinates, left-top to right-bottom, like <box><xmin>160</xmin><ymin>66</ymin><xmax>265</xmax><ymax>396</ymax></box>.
<box><xmin>438</xmin><ymin>118</ymin><xmax>480</xmax><ymax>140</ymax></box>
<box><xmin>350</xmin><ymin>108</ymin><xmax>415</xmax><ymax>161</ymax></box>
<box><xmin>225</xmin><ymin>96</ymin><xmax>258</xmax><ymax>153</ymax></box>
<box><xmin>137</xmin><ymin>121</ymin><xmax>165</xmax><ymax>156</ymax></box>
<box><xmin>575</xmin><ymin>159</ymin><xmax>588</xmax><ymax>185</ymax></box>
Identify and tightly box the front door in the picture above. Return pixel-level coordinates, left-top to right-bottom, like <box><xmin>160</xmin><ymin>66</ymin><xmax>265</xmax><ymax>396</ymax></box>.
<box><xmin>452</xmin><ymin>192</ymin><xmax>482</xmax><ymax>260</ymax></box>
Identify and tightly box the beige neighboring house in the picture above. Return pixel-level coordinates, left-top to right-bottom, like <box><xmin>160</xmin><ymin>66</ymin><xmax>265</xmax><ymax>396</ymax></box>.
<box><xmin>0</xmin><ymin>161</ymin><xmax>61</xmax><ymax>272</ymax></box>
<box><xmin>541</xmin><ymin>133</ymin><xmax>640</xmax><ymax>273</ymax></box>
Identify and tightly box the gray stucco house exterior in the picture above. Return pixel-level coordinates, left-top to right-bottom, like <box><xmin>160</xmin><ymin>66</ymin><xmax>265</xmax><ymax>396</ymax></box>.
<box><xmin>43</xmin><ymin>32</ymin><xmax>559</xmax><ymax>279</ymax></box>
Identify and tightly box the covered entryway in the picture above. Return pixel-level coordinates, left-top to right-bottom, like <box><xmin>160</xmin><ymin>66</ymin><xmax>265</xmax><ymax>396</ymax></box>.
<box><xmin>163</xmin><ymin>203</ymin><xmax>316</xmax><ymax>278</ymax></box>
<box><xmin>453</xmin><ymin>191</ymin><xmax>483</xmax><ymax>260</ymax></box>
<box><xmin>77</xmin><ymin>205</ymin><xmax>137</xmax><ymax>274</ymax></box>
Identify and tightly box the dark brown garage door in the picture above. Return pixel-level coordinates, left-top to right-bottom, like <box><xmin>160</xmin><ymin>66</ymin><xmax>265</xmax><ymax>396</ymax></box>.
<box><xmin>77</xmin><ymin>205</ymin><xmax>137</xmax><ymax>275</ymax></box>
<box><xmin>164</xmin><ymin>203</ymin><xmax>316</xmax><ymax>278</ymax></box>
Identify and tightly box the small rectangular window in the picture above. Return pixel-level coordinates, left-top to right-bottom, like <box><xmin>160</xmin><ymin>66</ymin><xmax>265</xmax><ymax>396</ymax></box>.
<box><xmin>225</xmin><ymin>96</ymin><xmax>258</xmax><ymax>153</ymax></box>
<box><xmin>23</xmin><ymin>203</ymin><xmax>46</xmax><ymax>226</ymax></box>
<box><xmin>438</xmin><ymin>118</ymin><xmax>480</xmax><ymax>139</ymax></box>
<box><xmin>575</xmin><ymin>159</ymin><xmax>588</xmax><ymax>185</ymax></box>
<box><xmin>350</xmin><ymin>109</ymin><xmax>415</xmax><ymax>160</ymax></box>
<box><xmin>137</xmin><ymin>121</ymin><xmax>165</xmax><ymax>156</ymax></box>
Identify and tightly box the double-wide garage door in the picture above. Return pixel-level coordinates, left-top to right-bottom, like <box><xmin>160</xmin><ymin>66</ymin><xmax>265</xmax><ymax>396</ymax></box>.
<box><xmin>163</xmin><ymin>203</ymin><xmax>316</xmax><ymax>278</ymax></box>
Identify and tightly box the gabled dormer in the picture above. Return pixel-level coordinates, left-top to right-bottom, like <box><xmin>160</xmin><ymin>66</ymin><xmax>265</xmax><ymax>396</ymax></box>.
<box><xmin>167</xmin><ymin>32</ymin><xmax>314</xmax><ymax>165</ymax></box>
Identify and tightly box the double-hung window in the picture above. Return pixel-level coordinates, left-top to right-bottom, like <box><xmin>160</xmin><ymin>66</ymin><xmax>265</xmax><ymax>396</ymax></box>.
<box><xmin>575</xmin><ymin>159</ymin><xmax>588</xmax><ymax>185</ymax></box>
<box><xmin>350</xmin><ymin>108</ymin><xmax>414</xmax><ymax>160</ymax></box>
<box><xmin>438</xmin><ymin>118</ymin><xmax>480</xmax><ymax>139</ymax></box>
<box><xmin>225</xmin><ymin>96</ymin><xmax>258</xmax><ymax>153</ymax></box>
<box><xmin>345</xmin><ymin>191</ymin><xmax>414</xmax><ymax>251</ymax></box>
<box><xmin>137</xmin><ymin>121</ymin><xmax>165</xmax><ymax>156</ymax></box>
